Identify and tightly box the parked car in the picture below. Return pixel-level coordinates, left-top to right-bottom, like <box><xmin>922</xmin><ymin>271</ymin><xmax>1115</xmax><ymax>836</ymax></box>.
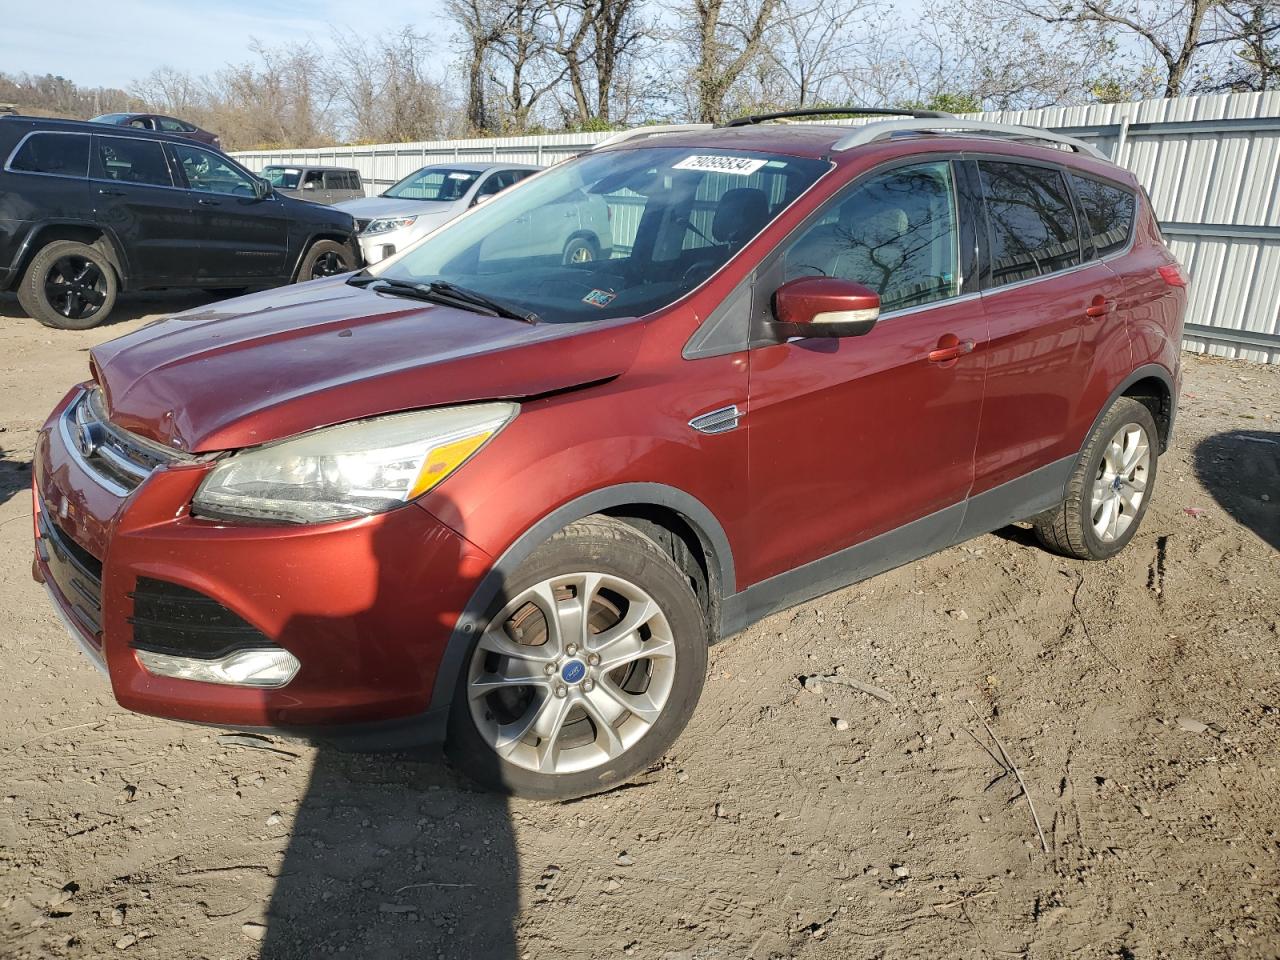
<box><xmin>32</xmin><ymin>111</ymin><xmax>1186</xmax><ymax>801</ymax></box>
<box><xmin>336</xmin><ymin>162</ymin><xmax>609</xmax><ymax>265</ymax></box>
<box><xmin>89</xmin><ymin>113</ymin><xmax>221</xmax><ymax>149</ymax></box>
<box><xmin>0</xmin><ymin>116</ymin><xmax>361</xmax><ymax>329</ymax></box>
<box><xmin>260</xmin><ymin>164</ymin><xmax>364</xmax><ymax>205</ymax></box>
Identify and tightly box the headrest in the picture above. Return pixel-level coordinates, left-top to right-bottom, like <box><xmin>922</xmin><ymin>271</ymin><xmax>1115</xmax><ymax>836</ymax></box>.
<box><xmin>712</xmin><ymin>188</ymin><xmax>769</xmax><ymax>245</ymax></box>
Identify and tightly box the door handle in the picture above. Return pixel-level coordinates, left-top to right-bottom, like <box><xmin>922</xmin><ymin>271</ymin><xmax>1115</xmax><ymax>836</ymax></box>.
<box><xmin>97</xmin><ymin>188</ymin><xmax>125</xmax><ymax>197</ymax></box>
<box><xmin>1085</xmin><ymin>295</ymin><xmax>1113</xmax><ymax>318</ymax></box>
<box><xmin>928</xmin><ymin>338</ymin><xmax>976</xmax><ymax>363</ymax></box>
<box><xmin>196</xmin><ymin>198</ymin><xmax>220</xmax><ymax>206</ymax></box>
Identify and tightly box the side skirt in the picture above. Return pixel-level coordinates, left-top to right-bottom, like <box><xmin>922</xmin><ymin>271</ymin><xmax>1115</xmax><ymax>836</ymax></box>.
<box><xmin>719</xmin><ymin>454</ymin><xmax>1075</xmax><ymax>637</ymax></box>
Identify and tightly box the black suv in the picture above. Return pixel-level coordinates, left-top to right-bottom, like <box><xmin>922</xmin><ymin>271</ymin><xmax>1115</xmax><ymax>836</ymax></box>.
<box><xmin>0</xmin><ymin>117</ymin><xmax>361</xmax><ymax>329</ymax></box>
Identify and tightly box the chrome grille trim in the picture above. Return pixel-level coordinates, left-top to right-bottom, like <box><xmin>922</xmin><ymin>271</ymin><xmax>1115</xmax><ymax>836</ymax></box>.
<box><xmin>60</xmin><ymin>387</ymin><xmax>195</xmax><ymax>496</ymax></box>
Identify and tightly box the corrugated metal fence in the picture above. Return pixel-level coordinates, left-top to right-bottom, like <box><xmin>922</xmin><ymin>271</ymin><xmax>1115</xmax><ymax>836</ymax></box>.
<box><xmin>235</xmin><ymin>91</ymin><xmax>1280</xmax><ymax>362</ymax></box>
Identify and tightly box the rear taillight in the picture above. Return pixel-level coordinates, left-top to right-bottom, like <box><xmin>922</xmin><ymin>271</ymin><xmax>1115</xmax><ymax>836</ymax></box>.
<box><xmin>1158</xmin><ymin>264</ymin><xmax>1187</xmax><ymax>287</ymax></box>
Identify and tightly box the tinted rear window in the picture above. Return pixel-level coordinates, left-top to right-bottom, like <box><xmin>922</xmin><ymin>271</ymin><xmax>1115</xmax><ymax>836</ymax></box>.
<box><xmin>1072</xmin><ymin>174</ymin><xmax>1135</xmax><ymax>258</ymax></box>
<box><xmin>93</xmin><ymin>135</ymin><xmax>173</xmax><ymax>187</ymax></box>
<box><xmin>980</xmin><ymin>161</ymin><xmax>1081</xmax><ymax>286</ymax></box>
<box><xmin>8</xmin><ymin>132</ymin><xmax>89</xmax><ymax>177</ymax></box>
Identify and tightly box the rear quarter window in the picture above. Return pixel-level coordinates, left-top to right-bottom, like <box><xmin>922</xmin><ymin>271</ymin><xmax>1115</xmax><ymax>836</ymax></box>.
<box><xmin>7</xmin><ymin>132</ymin><xmax>90</xmax><ymax>178</ymax></box>
<box><xmin>1071</xmin><ymin>174</ymin><xmax>1136</xmax><ymax>258</ymax></box>
<box><xmin>979</xmin><ymin>161</ymin><xmax>1082</xmax><ymax>287</ymax></box>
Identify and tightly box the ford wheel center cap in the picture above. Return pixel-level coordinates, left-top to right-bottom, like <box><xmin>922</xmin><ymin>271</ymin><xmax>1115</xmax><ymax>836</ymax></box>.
<box><xmin>560</xmin><ymin>660</ymin><xmax>587</xmax><ymax>684</ymax></box>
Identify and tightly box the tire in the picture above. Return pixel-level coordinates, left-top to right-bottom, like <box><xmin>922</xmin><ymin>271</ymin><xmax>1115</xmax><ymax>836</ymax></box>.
<box><xmin>561</xmin><ymin>235</ymin><xmax>599</xmax><ymax>266</ymax></box>
<box><xmin>17</xmin><ymin>240</ymin><xmax>118</xmax><ymax>330</ymax></box>
<box><xmin>296</xmin><ymin>240</ymin><xmax>355</xmax><ymax>282</ymax></box>
<box><xmin>447</xmin><ymin>515</ymin><xmax>707</xmax><ymax>801</ymax></box>
<box><xmin>1033</xmin><ymin>396</ymin><xmax>1159</xmax><ymax>560</ymax></box>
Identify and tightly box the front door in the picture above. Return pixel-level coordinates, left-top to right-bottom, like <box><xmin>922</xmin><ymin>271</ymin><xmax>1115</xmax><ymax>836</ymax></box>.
<box><xmin>89</xmin><ymin>134</ymin><xmax>199</xmax><ymax>283</ymax></box>
<box><xmin>165</xmin><ymin>141</ymin><xmax>290</xmax><ymax>281</ymax></box>
<box><xmin>745</xmin><ymin>159</ymin><xmax>988</xmax><ymax>587</ymax></box>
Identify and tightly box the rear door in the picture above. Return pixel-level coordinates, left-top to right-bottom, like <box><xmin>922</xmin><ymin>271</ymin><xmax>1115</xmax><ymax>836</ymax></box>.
<box><xmin>89</xmin><ymin>134</ymin><xmax>198</xmax><ymax>282</ymax></box>
<box><xmin>166</xmin><ymin>141</ymin><xmax>290</xmax><ymax>281</ymax></box>
<box><xmin>971</xmin><ymin>158</ymin><xmax>1130</xmax><ymax>496</ymax></box>
<box><xmin>745</xmin><ymin>158</ymin><xmax>988</xmax><ymax>583</ymax></box>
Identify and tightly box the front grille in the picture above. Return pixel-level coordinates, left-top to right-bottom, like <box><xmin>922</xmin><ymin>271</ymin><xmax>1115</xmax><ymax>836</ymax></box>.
<box><xmin>36</xmin><ymin>510</ymin><xmax>103</xmax><ymax>637</ymax></box>
<box><xmin>129</xmin><ymin>577</ymin><xmax>277</xmax><ymax>660</ymax></box>
<box><xmin>63</xmin><ymin>387</ymin><xmax>193</xmax><ymax>495</ymax></box>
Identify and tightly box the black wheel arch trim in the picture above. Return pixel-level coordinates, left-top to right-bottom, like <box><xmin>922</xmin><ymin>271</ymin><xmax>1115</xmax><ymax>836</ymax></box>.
<box><xmin>1081</xmin><ymin>362</ymin><xmax>1177</xmax><ymax>456</ymax></box>
<box><xmin>292</xmin><ymin>230</ymin><xmax>361</xmax><ymax>280</ymax></box>
<box><xmin>427</xmin><ymin>482</ymin><xmax>736</xmax><ymax>712</ymax></box>
<box><xmin>13</xmin><ymin>221</ymin><xmax>131</xmax><ymax>289</ymax></box>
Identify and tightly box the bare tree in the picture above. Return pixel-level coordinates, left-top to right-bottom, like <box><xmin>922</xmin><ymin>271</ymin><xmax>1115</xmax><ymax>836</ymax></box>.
<box><xmin>549</xmin><ymin>0</ymin><xmax>649</xmax><ymax>126</ymax></box>
<box><xmin>332</xmin><ymin>28</ymin><xmax>458</xmax><ymax>142</ymax></box>
<box><xmin>768</xmin><ymin>0</ymin><xmax>881</xmax><ymax>108</ymax></box>
<box><xmin>1007</xmin><ymin>0</ymin><xmax>1232</xmax><ymax>97</ymax></box>
<box><xmin>1195</xmin><ymin>1</ymin><xmax>1280</xmax><ymax>90</ymax></box>
<box><xmin>674</xmin><ymin>0</ymin><xmax>786</xmax><ymax>123</ymax></box>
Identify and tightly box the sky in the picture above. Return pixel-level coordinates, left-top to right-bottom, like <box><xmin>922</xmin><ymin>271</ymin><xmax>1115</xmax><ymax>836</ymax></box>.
<box><xmin>0</xmin><ymin>0</ymin><xmax>448</xmax><ymax>91</ymax></box>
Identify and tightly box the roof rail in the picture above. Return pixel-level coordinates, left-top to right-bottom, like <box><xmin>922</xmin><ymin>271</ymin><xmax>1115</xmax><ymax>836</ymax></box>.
<box><xmin>831</xmin><ymin>118</ymin><xmax>1109</xmax><ymax>160</ymax></box>
<box><xmin>592</xmin><ymin>123</ymin><xmax>713</xmax><ymax>150</ymax></box>
<box><xmin>726</xmin><ymin>106</ymin><xmax>953</xmax><ymax>127</ymax></box>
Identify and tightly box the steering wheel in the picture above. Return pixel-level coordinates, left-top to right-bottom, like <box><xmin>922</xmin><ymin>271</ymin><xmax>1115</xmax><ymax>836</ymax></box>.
<box><xmin>680</xmin><ymin>254</ymin><xmax>722</xmax><ymax>288</ymax></box>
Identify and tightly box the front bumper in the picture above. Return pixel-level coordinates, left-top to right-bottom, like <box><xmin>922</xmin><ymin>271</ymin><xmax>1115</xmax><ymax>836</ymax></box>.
<box><xmin>33</xmin><ymin>386</ymin><xmax>492</xmax><ymax>737</ymax></box>
<box><xmin>358</xmin><ymin>229</ymin><xmax>409</xmax><ymax>265</ymax></box>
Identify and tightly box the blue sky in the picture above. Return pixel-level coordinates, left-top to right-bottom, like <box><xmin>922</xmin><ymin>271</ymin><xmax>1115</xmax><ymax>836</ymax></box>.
<box><xmin>0</xmin><ymin>0</ymin><xmax>448</xmax><ymax>90</ymax></box>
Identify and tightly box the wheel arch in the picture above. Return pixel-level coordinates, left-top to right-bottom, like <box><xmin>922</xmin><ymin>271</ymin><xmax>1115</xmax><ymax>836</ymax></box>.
<box><xmin>11</xmin><ymin>223</ymin><xmax>129</xmax><ymax>290</ymax></box>
<box><xmin>291</xmin><ymin>231</ymin><xmax>360</xmax><ymax>281</ymax></box>
<box><xmin>429</xmin><ymin>482</ymin><xmax>735</xmax><ymax>711</ymax></box>
<box><xmin>1082</xmin><ymin>363</ymin><xmax>1176</xmax><ymax>456</ymax></box>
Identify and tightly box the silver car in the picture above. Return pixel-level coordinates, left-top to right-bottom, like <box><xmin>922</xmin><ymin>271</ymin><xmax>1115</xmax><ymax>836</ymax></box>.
<box><xmin>336</xmin><ymin>163</ymin><xmax>612</xmax><ymax>266</ymax></box>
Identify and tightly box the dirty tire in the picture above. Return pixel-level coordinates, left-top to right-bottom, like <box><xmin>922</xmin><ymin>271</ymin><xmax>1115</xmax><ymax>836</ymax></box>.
<box><xmin>17</xmin><ymin>240</ymin><xmax>118</xmax><ymax>330</ymax></box>
<box><xmin>447</xmin><ymin>515</ymin><xmax>707</xmax><ymax>801</ymax></box>
<box><xmin>1033</xmin><ymin>396</ymin><xmax>1159</xmax><ymax>560</ymax></box>
<box><xmin>296</xmin><ymin>240</ymin><xmax>355</xmax><ymax>282</ymax></box>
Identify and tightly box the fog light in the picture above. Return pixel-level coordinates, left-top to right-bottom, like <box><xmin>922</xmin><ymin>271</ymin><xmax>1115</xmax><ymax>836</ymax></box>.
<box><xmin>136</xmin><ymin>648</ymin><xmax>300</xmax><ymax>688</ymax></box>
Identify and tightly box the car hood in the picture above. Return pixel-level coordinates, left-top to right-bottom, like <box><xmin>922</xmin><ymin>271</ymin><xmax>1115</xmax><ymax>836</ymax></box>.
<box><xmin>334</xmin><ymin>196</ymin><xmax>464</xmax><ymax>219</ymax></box>
<box><xmin>90</xmin><ymin>278</ymin><xmax>646</xmax><ymax>453</ymax></box>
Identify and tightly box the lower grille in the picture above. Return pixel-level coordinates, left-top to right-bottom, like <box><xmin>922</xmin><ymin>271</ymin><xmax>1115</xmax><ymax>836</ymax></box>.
<box><xmin>36</xmin><ymin>511</ymin><xmax>103</xmax><ymax>637</ymax></box>
<box><xmin>128</xmin><ymin>578</ymin><xmax>276</xmax><ymax>660</ymax></box>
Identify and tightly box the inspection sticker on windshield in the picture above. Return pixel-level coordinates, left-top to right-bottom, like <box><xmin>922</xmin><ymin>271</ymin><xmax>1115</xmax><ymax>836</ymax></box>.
<box><xmin>583</xmin><ymin>289</ymin><xmax>617</xmax><ymax>308</ymax></box>
<box><xmin>673</xmin><ymin>155</ymin><xmax>768</xmax><ymax>176</ymax></box>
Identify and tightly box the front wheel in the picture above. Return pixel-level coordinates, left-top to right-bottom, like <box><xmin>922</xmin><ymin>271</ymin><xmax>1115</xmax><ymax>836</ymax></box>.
<box><xmin>447</xmin><ymin>516</ymin><xmax>707</xmax><ymax>800</ymax></box>
<box><xmin>297</xmin><ymin>240</ymin><xmax>355</xmax><ymax>282</ymax></box>
<box><xmin>1033</xmin><ymin>396</ymin><xmax>1159</xmax><ymax>560</ymax></box>
<box><xmin>561</xmin><ymin>235</ymin><xmax>599</xmax><ymax>265</ymax></box>
<box><xmin>17</xmin><ymin>240</ymin><xmax>118</xmax><ymax>330</ymax></box>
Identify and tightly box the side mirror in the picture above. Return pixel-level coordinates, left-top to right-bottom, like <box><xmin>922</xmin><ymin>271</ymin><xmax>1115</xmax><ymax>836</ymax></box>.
<box><xmin>772</xmin><ymin>276</ymin><xmax>880</xmax><ymax>338</ymax></box>
<box><xmin>253</xmin><ymin>177</ymin><xmax>272</xmax><ymax>200</ymax></box>
<box><xmin>301</xmin><ymin>180</ymin><xmax>317</xmax><ymax>191</ymax></box>
<box><xmin>472</xmin><ymin>193</ymin><xmax>495</xmax><ymax>207</ymax></box>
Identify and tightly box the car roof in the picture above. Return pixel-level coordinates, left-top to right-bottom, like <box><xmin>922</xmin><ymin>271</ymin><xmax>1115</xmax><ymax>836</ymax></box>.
<box><xmin>0</xmin><ymin>114</ymin><xmax>215</xmax><ymax>149</ymax></box>
<box><xmin>263</xmin><ymin>163</ymin><xmax>360</xmax><ymax>173</ymax></box>
<box><xmin>602</xmin><ymin>122</ymin><xmax>1133</xmax><ymax>182</ymax></box>
<box><xmin>414</xmin><ymin>162</ymin><xmax>542</xmax><ymax>175</ymax></box>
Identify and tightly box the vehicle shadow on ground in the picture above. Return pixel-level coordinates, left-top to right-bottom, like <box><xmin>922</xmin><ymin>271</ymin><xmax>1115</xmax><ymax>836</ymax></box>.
<box><xmin>259</xmin><ymin>496</ymin><xmax>521</xmax><ymax>960</ymax></box>
<box><xmin>1192</xmin><ymin>430</ymin><xmax>1280</xmax><ymax>549</ymax></box>
<box><xmin>0</xmin><ymin>290</ymin><xmax>224</xmax><ymax>329</ymax></box>
<box><xmin>0</xmin><ymin>455</ymin><xmax>32</xmax><ymax>510</ymax></box>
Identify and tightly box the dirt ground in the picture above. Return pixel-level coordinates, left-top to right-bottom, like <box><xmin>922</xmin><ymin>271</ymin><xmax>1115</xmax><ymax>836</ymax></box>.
<box><xmin>0</xmin><ymin>291</ymin><xmax>1277</xmax><ymax>960</ymax></box>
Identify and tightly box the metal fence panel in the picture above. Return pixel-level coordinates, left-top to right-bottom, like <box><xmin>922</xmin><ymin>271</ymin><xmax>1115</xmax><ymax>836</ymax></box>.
<box><xmin>235</xmin><ymin>91</ymin><xmax>1280</xmax><ymax>362</ymax></box>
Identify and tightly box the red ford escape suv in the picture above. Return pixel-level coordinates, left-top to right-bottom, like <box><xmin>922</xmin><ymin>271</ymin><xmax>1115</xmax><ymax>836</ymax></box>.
<box><xmin>33</xmin><ymin>109</ymin><xmax>1186</xmax><ymax>800</ymax></box>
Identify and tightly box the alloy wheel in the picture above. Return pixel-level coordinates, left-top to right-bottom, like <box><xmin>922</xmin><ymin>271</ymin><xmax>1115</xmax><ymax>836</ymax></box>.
<box><xmin>44</xmin><ymin>256</ymin><xmax>107</xmax><ymax>321</ymax></box>
<box><xmin>310</xmin><ymin>251</ymin><xmax>347</xmax><ymax>278</ymax></box>
<box><xmin>467</xmin><ymin>572</ymin><xmax>677</xmax><ymax>775</ymax></box>
<box><xmin>1090</xmin><ymin>422</ymin><xmax>1151</xmax><ymax>543</ymax></box>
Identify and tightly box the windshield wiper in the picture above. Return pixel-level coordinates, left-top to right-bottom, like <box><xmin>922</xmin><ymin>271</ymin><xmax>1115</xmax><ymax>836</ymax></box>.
<box><xmin>347</xmin><ymin>275</ymin><xmax>539</xmax><ymax>324</ymax></box>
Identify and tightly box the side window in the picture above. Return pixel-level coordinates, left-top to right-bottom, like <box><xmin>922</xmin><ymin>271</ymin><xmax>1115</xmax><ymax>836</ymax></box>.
<box><xmin>157</xmin><ymin>118</ymin><xmax>190</xmax><ymax>133</ymax></box>
<box><xmin>92</xmin><ymin>136</ymin><xmax>172</xmax><ymax>187</ymax></box>
<box><xmin>169</xmin><ymin>143</ymin><xmax>256</xmax><ymax>196</ymax></box>
<box><xmin>980</xmin><ymin>162</ymin><xmax>1082</xmax><ymax>286</ymax></box>
<box><xmin>476</xmin><ymin>171</ymin><xmax>513</xmax><ymax>199</ymax></box>
<box><xmin>782</xmin><ymin>161</ymin><xmax>960</xmax><ymax>312</ymax></box>
<box><xmin>322</xmin><ymin>170</ymin><xmax>345</xmax><ymax>190</ymax></box>
<box><xmin>303</xmin><ymin>169</ymin><xmax>325</xmax><ymax>189</ymax></box>
<box><xmin>126</xmin><ymin>118</ymin><xmax>150</xmax><ymax>129</ymax></box>
<box><xmin>341</xmin><ymin>172</ymin><xmax>359</xmax><ymax>190</ymax></box>
<box><xmin>1071</xmin><ymin>174</ymin><xmax>1135</xmax><ymax>259</ymax></box>
<box><xmin>7</xmin><ymin>132</ymin><xmax>89</xmax><ymax>177</ymax></box>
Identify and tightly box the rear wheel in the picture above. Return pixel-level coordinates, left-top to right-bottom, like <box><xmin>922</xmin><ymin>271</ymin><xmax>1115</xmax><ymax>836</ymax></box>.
<box><xmin>447</xmin><ymin>516</ymin><xmax>707</xmax><ymax>800</ymax></box>
<box><xmin>562</xmin><ymin>235</ymin><xmax>599</xmax><ymax>265</ymax></box>
<box><xmin>1033</xmin><ymin>396</ymin><xmax>1159</xmax><ymax>560</ymax></box>
<box><xmin>297</xmin><ymin>240</ymin><xmax>355</xmax><ymax>282</ymax></box>
<box><xmin>17</xmin><ymin>240</ymin><xmax>118</xmax><ymax>330</ymax></box>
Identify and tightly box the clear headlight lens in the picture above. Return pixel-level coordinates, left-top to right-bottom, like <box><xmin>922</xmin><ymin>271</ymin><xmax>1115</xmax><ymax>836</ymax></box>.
<box><xmin>192</xmin><ymin>403</ymin><xmax>516</xmax><ymax>524</ymax></box>
<box><xmin>362</xmin><ymin>216</ymin><xmax>417</xmax><ymax>236</ymax></box>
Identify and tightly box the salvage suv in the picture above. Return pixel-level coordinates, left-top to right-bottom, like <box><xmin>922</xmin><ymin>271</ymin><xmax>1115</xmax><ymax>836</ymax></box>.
<box><xmin>32</xmin><ymin>109</ymin><xmax>1186</xmax><ymax>800</ymax></box>
<box><xmin>0</xmin><ymin>116</ymin><xmax>360</xmax><ymax>329</ymax></box>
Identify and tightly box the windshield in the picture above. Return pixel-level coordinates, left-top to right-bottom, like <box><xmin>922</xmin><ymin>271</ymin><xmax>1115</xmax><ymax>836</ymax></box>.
<box><xmin>262</xmin><ymin>166</ymin><xmax>301</xmax><ymax>189</ymax></box>
<box><xmin>371</xmin><ymin>147</ymin><xmax>830</xmax><ymax>324</ymax></box>
<box><xmin>383</xmin><ymin>167</ymin><xmax>482</xmax><ymax>201</ymax></box>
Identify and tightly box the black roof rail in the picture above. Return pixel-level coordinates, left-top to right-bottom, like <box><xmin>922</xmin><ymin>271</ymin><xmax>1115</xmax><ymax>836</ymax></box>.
<box><xmin>724</xmin><ymin>106</ymin><xmax>954</xmax><ymax>127</ymax></box>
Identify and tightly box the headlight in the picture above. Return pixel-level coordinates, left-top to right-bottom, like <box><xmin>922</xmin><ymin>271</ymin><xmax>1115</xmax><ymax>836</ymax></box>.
<box><xmin>362</xmin><ymin>216</ymin><xmax>417</xmax><ymax>236</ymax></box>
<box><xmin>192</xmin><ymin>403</ymin><xmax>516</xmax><ymax>524</ymax></box>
